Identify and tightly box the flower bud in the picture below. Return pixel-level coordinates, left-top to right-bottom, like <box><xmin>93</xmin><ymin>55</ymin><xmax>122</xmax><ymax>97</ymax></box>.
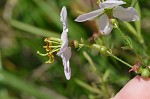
<box><xmin>141</xmin><ymin>68</ymin><xmax>150</xmax><ymax>78</ymax></box>
<box><xmin>100</xmin><ymin>46</ymin><xmax>107</xmax><ymax>54</ymax></box>
<box><xmin>80</xmin><ymin>38</ymin><xmax>84</xmax><ymax>43</ymax></box>
<box><xmin>92</xmin><ymin>44</ymin><xmax>108</xmax><ymax>54</ymax></box>
<box><xmin>110</xmin><ymin>19</ymin><xmax>116</xmax><ymax>24</ymax></box>
<box><xmin>110</xmin><ymin>19</ymin><xmax>118</xmax><ymax>28</ymax></box>
<box><xmin>92</xmin><ymin>44</ymin><xmax>101</xmax><ymax>49</ymax></box>
<box><xmin>73</xmin><ymin>40</ymin><xmax>79</xmax><ymax>48</ymax></box>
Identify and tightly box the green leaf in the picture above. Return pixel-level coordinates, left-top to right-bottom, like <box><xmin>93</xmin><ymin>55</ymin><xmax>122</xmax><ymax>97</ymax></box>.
<box><xmin>10</xmin><ymin>20</ymin><xmax>59</xmax><ymax>37</ymax></box>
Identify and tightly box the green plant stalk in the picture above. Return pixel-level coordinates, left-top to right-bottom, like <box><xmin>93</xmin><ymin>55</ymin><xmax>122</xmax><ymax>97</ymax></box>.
<box><xmin>123</xmin><ymin>22</ymin><xmax>145</xmax><ymax>49</ymax></box>
<box><xmin>107</xmin><ymin>51</ymin><xmax>132</xmax><ymax>68</ymax></box>
<box><xmin>10</xmin><ymin>20</ymin><xmax>60</xmax><ymax>37</ymax></box>
<box><xmin>115</xmin><ymin>24</ymin><xmax>145</xmax><ymax>64</ymax></box>
<box><xmin>81</xmin><ymin>43</ymin><xmax>132</xmax><ymax>68</ymax></box>
<box><xmin>83</xmin><ymin>51</ymin><xmax>96</xmax><ymax>71</ymax></box>
<box><xmin>135</xmin><ymin>1</ymin><xmax>141</xmax><ymax>36</ymax></box>
<box><xmin>115</xmin><ymin>24</ymin><xmax>133</xmax><ymax>48</ymax></box>
<box><xmin>0</xmin><ymin>70</ymin><xmax>61</xmax><ymax>99</ymax></box>
<box><xmin>75</xmin><ymin>79</ymin><xmax>101</xmax><ymax>94</ymax></box>
<box><xmin>134</xmin><ymin>2</ymin><xmax>147</xmax><ymax>50</ymax></box>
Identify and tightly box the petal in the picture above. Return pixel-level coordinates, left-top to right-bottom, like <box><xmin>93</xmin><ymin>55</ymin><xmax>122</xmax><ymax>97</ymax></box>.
<box><xmin>61</xmin><ymin>47</ymin><xmax>71</xmax><ymax>80</ymax></box>
<box><xmin>99</xmin><ymin>0</ymin><xmax>126</xmax><ymax>9</ymax></box>
<box><xmin>64</xmin><ymin>59</ymin><xmax>71</xmax><ymax>80</ymax></box>
<box><xmin>75</xmin><ymin>9</ymin><xmax>104</xmax><ymax>22</ymax></box>
<box><xmin>98</xmin><ymin>14</ymin><xmax>113</xmax><ymax>35</ymax></box>
<box><xmin>57</xmin><ymin>29</ymin><xmax>68</xmax><ymax>56</ymax></box>
<box><xmin>60</xmin><ymin>6</ymin><xmax>68</xmax><ymax>30</ymax></box>
<box><xmin>113</xmin><ymin>6</ymin><xmax>139</xmax><ymax>21</ymax></box>
<box><xmin>61</xmin><ymin>47</ymin><xmax>71</xmax><ymax>60</ymax></box>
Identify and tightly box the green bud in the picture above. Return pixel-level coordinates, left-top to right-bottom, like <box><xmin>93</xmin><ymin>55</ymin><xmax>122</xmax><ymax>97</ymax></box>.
<box><xmin>92</xmin><ymin>44</ymin><xmax>108</xmax><ymax>54</ymax></box>
<box><xmin>74</xmin><ymin>40</ymin><xmax>79</xmax><ymax>48</ymax></box>
<box><xmin>110</xmin><ymin>19</ymin><xmax>118</xmax><ymax>28</ymax></box>
<box><xmin>92</xmin><ymin>44</ymin><xmax>101</xmax><ymax>49</ymax></box>
<box><xmin>100</xmin><ymin>46</ymin><xmax>107</xmax><ymax>54</ymax></box>
<box><xmin>80</xmin><ymin>38</ymin><xmax>84</xmax><ymax>43</ymax></box>
<box><xmin>110</xmin><ymin>19</ymin><xmax>116</xmax><ymax>24</ymax></box>
<box><xmin>141</xmin><ymin>68</ymin><xmax>150</xmax><ymax>78</ymax></box>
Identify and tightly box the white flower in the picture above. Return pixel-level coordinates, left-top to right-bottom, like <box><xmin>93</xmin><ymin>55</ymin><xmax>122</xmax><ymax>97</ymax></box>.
<box><xmin>57</xmin><ymin>6</ymin><xmax>71</xmax><ymax>80</ymax></box>
<box><xmin>75</xmin><ymin>0</ymin><xmax>139</xmax><ymax>35</ymax></box>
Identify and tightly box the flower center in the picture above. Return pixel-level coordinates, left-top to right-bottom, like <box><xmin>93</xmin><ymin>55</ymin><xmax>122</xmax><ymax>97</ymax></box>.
<box><xmin>37</xmin><ymin>37</ymin><xmax>62</xmax><ymax>63</ymax></box>
<box><xmin>104</xmin><ymin>8</ymin><xmax>113</xmax><ymax>19</ymax></box>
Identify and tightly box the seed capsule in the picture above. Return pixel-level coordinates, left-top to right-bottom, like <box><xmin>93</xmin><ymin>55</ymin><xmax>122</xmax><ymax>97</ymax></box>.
<box><xmin>141</xmin><ymin>68</ymin><xmax>150</xmax><ymax>78</ymax></box>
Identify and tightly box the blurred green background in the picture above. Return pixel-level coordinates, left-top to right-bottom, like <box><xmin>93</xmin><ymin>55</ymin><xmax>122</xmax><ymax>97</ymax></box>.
<box><xmin>0</xmin><ymin>0</ymin><xmax>150</xmax><ymax>99</ymax></box>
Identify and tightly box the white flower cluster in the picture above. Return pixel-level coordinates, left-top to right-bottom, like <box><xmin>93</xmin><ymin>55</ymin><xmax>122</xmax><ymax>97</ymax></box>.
<box><xmin>75</xmin><ymin>0</ymin><xmax>139</xmax><ymax>35</ymax></box>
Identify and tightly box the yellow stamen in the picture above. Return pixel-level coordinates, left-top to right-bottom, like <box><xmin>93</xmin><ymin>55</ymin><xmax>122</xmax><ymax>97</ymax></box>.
<box><xmin>44</xmin><ymin>45</ymin><xmax>61</xmax><ymax>48</ymax></box>
<box><xmin>37</xmin><ymin>51</ymin><xmax>48</xmax><ymax>56</ymax></box>
<box><xmin>47</xmin><ymin>40</ymin><xmax>61</xmax><ymax>44</ymax></box>
<box><xmin>38</xmin><ymin>37</ymin><xmax>62</xmax><ymax>64</ymax></box>
<box><xmin>44</xmin><ymin>37</ymin><xmax>61</xmax><ymax>42</ymax></box>
<box><xmin>46</xmin><ymin>53</ymin><xmax>54</xmax><ymax>63</ymax></box>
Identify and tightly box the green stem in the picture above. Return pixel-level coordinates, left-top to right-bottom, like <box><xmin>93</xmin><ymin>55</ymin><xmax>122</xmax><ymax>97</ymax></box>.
<box><xmin>81</xmin><ymin>43</ymin><xmax>132</xmax><ymax>68</ymax></box>
<box><xmin>107</xmin><ymin>51</ymin><xmax>132</xmax><ymax>68</ymax></box>
<box><xmin>115</xmin><ymin>24</ymin><xmax>145</xmax><ymax>64</ymax></box>
<box><xmin>83</xmin><ymin>51</ymin><xmax>96</xmax><ymax>71</ymax></box>
<box><xmin>75</xmin><ymin>79</ymin><xmax>101</xmax><ymax>94</ymax></box>
<box><xmin>115</xmin><ymin>24</ymin><xmax>133</xmax><ymax>48</ymax></box>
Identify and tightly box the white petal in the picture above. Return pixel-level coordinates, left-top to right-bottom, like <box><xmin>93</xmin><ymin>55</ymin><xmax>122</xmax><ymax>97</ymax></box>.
<box><xmin>98</xmin><ymin>14</ymin><xmax>113</xmax><ymax>35</ymax></box>
<box><xmin>61</xmin><ymin>47</ymin><xmax>71</xmax><ymax>80</ymax></box>
<box><xmin>75</xmin><ymin>9</ymin><xmax>104</xmax><ymax>22</ymax></box>
<box><xmin>113</xmin><ymin>6</ymin><xmax>139</xmax><ymax>21</ymax></box>
<box><xmin>57</xmin><ymin>29</ymin><xmax>68</xmax><ymax>56</ymax></box>
<box><xmin>99</xmin><ymin>0</ymin><xmax>126</xmax><ymax>8</ymax></box>
<box><xmin>64</xmin><ymin>59</ymin><xmax>71</xmax><ymax>80</ymax></box>
<box><xmin>60</xmin><ymin>6</ymin><xmax>68</xmax><ymax>30</ymax></box>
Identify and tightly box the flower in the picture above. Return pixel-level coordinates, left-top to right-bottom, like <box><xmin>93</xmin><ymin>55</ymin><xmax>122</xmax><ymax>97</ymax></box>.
<box><xmin>37</xmin><ymin>6</ymin><xmax>71</xmax><ymax>80</ymax></box>
<box><xmin>75</xmin><ymin>0</ymin><xmax>139</xmax><ymax>35</ymax></box>
<box><xmin>57</xmin><ymin>6</ymin><xmax>71</xmax><ymax>80</ymax></box>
